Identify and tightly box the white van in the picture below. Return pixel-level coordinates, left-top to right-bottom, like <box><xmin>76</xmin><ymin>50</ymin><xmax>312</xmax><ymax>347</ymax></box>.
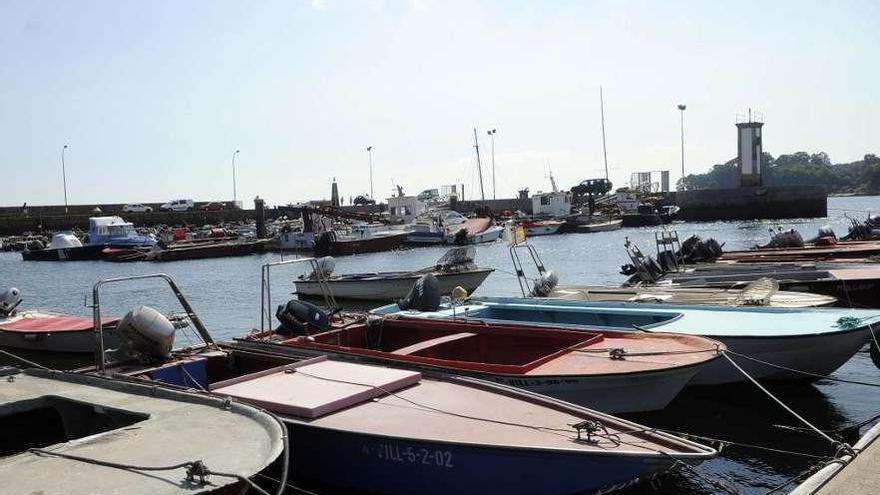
<box><xmin>160</xmin><ymin>199</ymin><xmax>195</xmax><ymax>212</ymax></box>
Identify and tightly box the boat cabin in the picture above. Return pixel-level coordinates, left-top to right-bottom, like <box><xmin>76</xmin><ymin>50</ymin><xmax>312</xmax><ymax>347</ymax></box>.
<box><xmin>531</xmin><ymin>191</ymin><xmax>571</xmax><ymax>218</ymax></box>
<box><xmin>387</xmin><ymin>195</ymin><xmax>425</xmax><ymax>224</ymax></box>
<box><xmin>87</xmin><ymin>216</ymin><xmax>156</xmax><ymax>246</ymax></box>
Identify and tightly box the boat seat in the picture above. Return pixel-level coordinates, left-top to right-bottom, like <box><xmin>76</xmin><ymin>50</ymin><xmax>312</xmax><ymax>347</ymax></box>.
<box><xmin>391</xmin><ymin>332</ymin><xmax>477</xmax><ymax>355</ymax></box>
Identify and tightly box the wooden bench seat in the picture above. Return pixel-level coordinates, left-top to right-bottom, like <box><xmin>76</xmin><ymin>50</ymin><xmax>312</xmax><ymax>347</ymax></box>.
<box><xmin>391</xmin><ymin>332</ymin><xmax>477</xmax><ymax>356</ymax></box>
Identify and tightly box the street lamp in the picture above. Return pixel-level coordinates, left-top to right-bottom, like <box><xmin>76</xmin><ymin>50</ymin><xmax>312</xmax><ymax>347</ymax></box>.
<box><xmin>367</xmin><ymin>146</ymin><xmax>374</xmax><ymax>200</ymax></box>
<box><xmin>232</xmin><ymin>150</ymin><xmax>240</xmax><ymax>204</ymax></box>
<box><xmin>61</xmin><ymin>145</ymin><xmax>69</xmax><ymax>213</ymax></box>
<box><xmin>677</xmin><ymin>104</ymin><xmax>686</xmax><ymax>181</ymax></box>
<box><xmin>487</xmin><ymin>129</ymin><xmax>497</xmax><ymax>200</ymax></box>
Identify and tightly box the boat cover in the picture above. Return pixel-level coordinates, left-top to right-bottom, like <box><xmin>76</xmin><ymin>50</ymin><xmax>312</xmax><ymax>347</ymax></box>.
<box><xmin>210</xmin><ymin>355</ymin><xmax>421</xmax><ymax>418</ymax></box>
<box><xmin>0</xmin><ymin>315</ymin><xmax>117</xmax><ymax>333</ymax></box>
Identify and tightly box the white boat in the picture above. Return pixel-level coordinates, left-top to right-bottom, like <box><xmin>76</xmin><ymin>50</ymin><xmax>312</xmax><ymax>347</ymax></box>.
<box><xmin>373</xmin><ymin>296</ymin><xmax>880</xmax><ymax>386</ymax></box>
<box><xmin>0</xmin><ymin>288</ymin><xmax>119</xmax><ymax>353</ymax></box>
<box><xmin>577</xmin><ymin>218</ymin><xmax>623</xmax><ymax>232</ymax></box>
<box><xmin>519</xmin><ymin>219</ymin><xmax>565</xmax><ymax>236</ymax></box>
<box><xmin>294</xmin><ymin>247</ymin><xmax>494</xmax><ymax>301</ymax></box>
<box><xmin>0</xmin><ymin>367</ymin><xmax>283</xmax><ymax>495</ymax></box>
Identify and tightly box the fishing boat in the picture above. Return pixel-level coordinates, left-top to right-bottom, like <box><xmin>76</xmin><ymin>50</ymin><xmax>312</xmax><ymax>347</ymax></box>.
<box><xmin>548</xmin><ymin>281</ymin><xmax>837</xmax><ymax>307</ymax></box>
<box><xmin>21</xmin><ymin>216</ymin><xmax>157</xmax><ymax>261</ymax></box>
<box><xmin>314</xmin><ymin>229</ymin><xmax>409</xmax><ymax>256</ymax></box>
<box><xmin>0</xmin><ymin>367</ymin><xmax>284</xmax><ymax>495</ymax></box>
<box><xmin>242</xmin><ymin>314</ymin><xmax>722</xmax><ymax>413</ymax></box>
<box><xmin>374</xmin><ymin>296</ymin><xmax>879</xmax><ymax>386</ymax></box>
<box><xmin>519</xmin><ymin>219</ymin><xmax>565</xmax><ymax>236</ymax></box>
<box><xmin>445</xmin><ymin>215</ymin><xmax>503</xmax><ymax>245</ymax></box>
<box><xmin>0</xmin><ymin>288</ymin><xmax>119</xmax><ymax>353</ymax></box>
<box><xmin>86</xmin><ymin>273</ymin><xmax>717</xmax><ymax>495</ymax></box>
<box><xmin>576</xmin><ymin>218</ymin><xmax>623</xmax><ymax>233</ymax></box>
<box><xmin>294</xmin><ymin>247</ymin><xmax>493</xmax><ymax>301</ymax></box>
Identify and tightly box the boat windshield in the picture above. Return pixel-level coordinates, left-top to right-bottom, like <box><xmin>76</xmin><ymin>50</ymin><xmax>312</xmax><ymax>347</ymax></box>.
<box><xmin>106</xmin><ymin>224</ymin><xmax>135</xmax><ymax>237</ymax></box>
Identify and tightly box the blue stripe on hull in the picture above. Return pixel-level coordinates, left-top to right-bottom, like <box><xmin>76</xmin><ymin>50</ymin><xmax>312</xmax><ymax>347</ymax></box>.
<box><xmin>288</xmin><ymin>424</ymin><xmax>672</xmax><ymax>495</ymax></box>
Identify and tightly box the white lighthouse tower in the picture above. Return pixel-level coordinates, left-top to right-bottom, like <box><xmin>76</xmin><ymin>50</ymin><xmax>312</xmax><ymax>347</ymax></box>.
<box><xmin>736</xmin><ymin>110</ymin><xmax>764</xmax><ymax>187</ymax></box>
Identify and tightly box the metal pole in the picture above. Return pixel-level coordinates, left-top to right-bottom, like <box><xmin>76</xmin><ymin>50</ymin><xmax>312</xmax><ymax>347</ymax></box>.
<box><xmin>232</xmin><ymin>150</ymin><xmax>240</xmax><ymax>204</ymax></box>
<box><xmin>487</xmin><ymin>129</ymin><xmax>497</xmax><ymax>200</ymax></box>
<box><xmin>678</xmin><ymin>104</ymin><xmax>687</xmax><ymax>180</ymax></box>
<box><xmin>367</xmin><ymin>146</ymin><xmax>374</xmax><ymax>200</ymax></box>
<box><xmin>61</xmin><ymin>145</ymin><xmax>69</xmax><ymax>213</ymax></box>
<box><xmin>473</xmin><ymin>128</ymin><xmax>485</xmax><ymax>203</ymax></box>
<box><xmin>600</xmin><ymin>87</ymin><xmax>609</xmax><ymax>181</ymax></box>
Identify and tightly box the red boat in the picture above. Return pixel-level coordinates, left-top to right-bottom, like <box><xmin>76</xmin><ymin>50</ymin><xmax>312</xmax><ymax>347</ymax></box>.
<box><xmin>0</xmin><ymin>312</ymin><xmax>119</xmax><ymax>353</ymax></box>
<box><xmin>239</xmin><ymin>315</ymin><xmax>723</xmax><ymax>413</ymax></box>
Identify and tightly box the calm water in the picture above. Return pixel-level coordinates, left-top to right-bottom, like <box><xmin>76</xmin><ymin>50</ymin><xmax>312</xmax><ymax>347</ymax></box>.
<box><xmin>3</xmin><ymin>195</ymin><xmax>880</xmax><ymax>494</ymax></box>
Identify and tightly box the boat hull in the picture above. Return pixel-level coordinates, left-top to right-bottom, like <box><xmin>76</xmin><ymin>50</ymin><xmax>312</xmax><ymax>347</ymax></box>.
<box><xmin>21</xmin><ymin>244</ymin><xmax>106</xmax><ymax>261</ymax></box>
<box><xmin>288</xmin><ymin>424</ymin><xmax>677</xmax><ymax>495</ymax></box>
<box><xmin>295</xmin><ymin>269</ymin><xmax>494</xmax><ymax>301</ymax></box>
<box><xmin>154</xmin><ymin>240</ymin><xmax>266</xmax><ymax>261</ymax></box>
<box><xmin>405</xmin><ymin>231</ymin><xmax>447</xmax><ymax>245</ymax></box>
<box><xmin>0</xmin><ymin>324</ymin><xmax>119</xmax><ymax>353</ymax></box>
<box><xmin>577</xmin><ymin>219</ymin><xmax>623</xmax><ymax>233</ymax></box>
<box><xmin>690</xmin><ymin>328</ymin><xmax>871</xmax><ymax>385</ymax></box>
<box><xmin>321</xmin><ymin>232</ymin><xmax>409</xmax><ymax>256</ymax></box>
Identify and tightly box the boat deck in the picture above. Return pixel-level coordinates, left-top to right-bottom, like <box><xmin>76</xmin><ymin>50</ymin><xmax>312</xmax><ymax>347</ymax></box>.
<box><xmin>0</xmin><ymin>368</ymin><xmax>282</xmax><ymax>495</ymax></box>
<box><xmin>791</xmin><ymin>422</ymin><xmax>880</xmax><ymax>495</ymax></box>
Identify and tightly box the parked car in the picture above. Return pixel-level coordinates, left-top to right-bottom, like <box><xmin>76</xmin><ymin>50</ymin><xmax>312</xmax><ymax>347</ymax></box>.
<box><xmin>160</xmin><ymin>199</ymin><xmax>195</xmax><ymax>212</ymax></box>
<box><xmin>353</xmin><ymin>195</ymin><xmax>376</xmax><ymax>206</ymax></box>
<box><xmin>122</xmin><ymin>203</ymin><xmax>153</xmax><ymax>213</ymax></box>
<box><xmin>201</xmin><ymin>202</ymin><xmax>225</xmax><ymax>211</ymax></box>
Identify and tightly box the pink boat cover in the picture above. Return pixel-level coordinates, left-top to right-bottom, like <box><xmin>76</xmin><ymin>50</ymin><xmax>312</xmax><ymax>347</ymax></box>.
<box><xmin>210</xmin><ymin>356</ymin><xmax>422</xmax><ymax>419</ymax></box>
<box><xmin>0</xmin><ymin>315</ymin><xmax>117</xmax><ymax>333</ymax></box>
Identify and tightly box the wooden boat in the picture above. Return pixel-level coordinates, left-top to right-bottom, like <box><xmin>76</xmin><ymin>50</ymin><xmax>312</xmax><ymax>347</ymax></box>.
<box><xmin>632</xmin><ymin>262</ymin><xmax>880</xmax><ymax>308</ymax></box>
<box><xmin>445</xmin><ymin>216</ymin><xmax>502</xmax><ymax>244</ymax></box>
<box><xmin>519</xmin><ymin>219</ymin><xmax>565</xmax><ymax>236</ymax></box>
<box><xmin>104</xmin><ymin>343</ymin><xmax>715</xmax><ymax>495</ymax></box>
<box><xmin>240</xmin><ymin>315</ymin><xmax>723</xmax><ymax>413</ymax></box>
<box><xmin>576</xmin><ymin>218</ymin><xmax>623</xmax><ymax>233</ymax></box>
<box><xmin>548</xmin><ymin>282</ymin><xmax>837</xmax><ymax>308</ymax></box>
<box><xmin>294</xmin><ymin>247</ymin><xmax>493</xmax><ymax>301</ymax></box>
<box><xmin>374</xmin><ymin>296</ymin><xmax>880</xmax><ymax>386</ymax></box>
<box><xmin>314</xmin><ymin>230</ymin><xmax>409</xmax><ymax>256</ymax></box>
<box><xmin>0</xmin><ymin>288</ymin><xmax>119</xmax><ymax>353</ymax></box>
<box><xmin>0</xmin><ymin>367</ymin><xmax>283</xmax><ymax>495</ymax></box>
<box><xmin>84</xmin><ymin>273</ymin><xmax>716</xmax><ymax>495</ymax></box>
<box><xmin>716</xmin><ymin>240</ymin><xmax>880</xmax><ymax>264</ymax></box>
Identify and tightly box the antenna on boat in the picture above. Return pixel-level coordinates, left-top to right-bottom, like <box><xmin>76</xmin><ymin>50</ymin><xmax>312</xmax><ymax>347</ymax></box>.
<box><xmin>600</xmin><ymin>85</ymin><xmax>610</xmax><ymax>181</ymax></box>
<box><xmin>473</xmin><ymin>128</ymin><xmax>486</xmax><ymax>203</ymax></box>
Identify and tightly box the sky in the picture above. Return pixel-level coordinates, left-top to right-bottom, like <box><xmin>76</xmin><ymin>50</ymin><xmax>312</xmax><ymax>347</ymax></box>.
<box><xmin>1</xmin><ymin>0</ymin><xmax>878</xmax><ymax>207</ymax></box>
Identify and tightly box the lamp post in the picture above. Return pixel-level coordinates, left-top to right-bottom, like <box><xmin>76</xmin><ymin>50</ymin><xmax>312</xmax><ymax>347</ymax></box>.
<box><xmin>232</xmin><ymin>150</ymin><xmax>240</xmax><ymax>204</ymax></box>
<box><xmin>61</xmin><ymin>145</ymin><xmax>69</xmax><ymax>213</ymax></box>
<box><xmin>677</xmin><ymin>104</ymin><xmax>686</xmax><ymax>181</ymax></box>
<box><xmin>487</xmin><ymin>129</ymin><xmax>497</xmax><ymax>200</ymax></box>
<box><xmin>367</xmin><ymin>146</ymin><xmax>374</xmax><ymax>200</ymax></box>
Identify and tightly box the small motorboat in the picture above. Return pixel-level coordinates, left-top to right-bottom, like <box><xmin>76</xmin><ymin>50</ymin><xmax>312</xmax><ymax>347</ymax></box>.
<box><xmin>0</xmin><ymin>367</ymin><xmax>283</xmax><ymax>495</ymax></box>
<box><xmin>87</xmin><ymin>273</ymin><xmax>717</xmax><ymax>495</ymax></box>
<box><xmin>518</xmin><ymin>219</ymin><xmax>565</xmax><ymax>236</ymax></box>
<box><xmin>0</xmin><ymin>288</ymin><xmax>119</xmax><ymax>353</ymax></box>
<box><xmin>576</xmin><ymin>218</ymin><xmax>623</xmax><ymax>233</ymax></box>
<box><xmin>243</xmin><ymin>312</ymin><xmax>723</xmax><ymax>413</ymax></box>
<box><xmin>375</xmin><ymin>296</ymin><xmax>880</xmax><ymax>386</ymax></box>
<box><xmin>444</xmin><ymin>214</ymin><xmax>502</xmax><ymax>245</ymax></box>
<box><xmin>294</xmin><ymin>247</ymin><xmax>494</xmax><ymax>301</ymax></box>
<box><xmin>314</xmin><ymin>227</ymin><xmax>409</xmax><ymax>257</ymax></box>
<box><xmin>548</xmin><ymin>280</ymin><xmax>837</xmax><ymax>308</ymax></box>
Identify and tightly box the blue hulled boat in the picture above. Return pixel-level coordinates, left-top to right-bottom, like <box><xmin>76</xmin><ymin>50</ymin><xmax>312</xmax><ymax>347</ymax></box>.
<box><xmin>374</xmin><ymin>296</ymin><xmax>880</xmax><ymax>385</ymax></box>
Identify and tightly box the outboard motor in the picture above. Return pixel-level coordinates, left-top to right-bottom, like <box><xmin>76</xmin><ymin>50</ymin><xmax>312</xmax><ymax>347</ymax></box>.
<box><xmin>0</xmin><ymin>288</ymin><xmax>22</xmax><ymax>317</ymax></box>
<box><xmin>759</xmin><ymin>228</ymin><xmax>804</xmax><ymax>249</ymax></box>
<box><xmin>275</xmin><ymin>299</ymin><xmax>330</xmax><ymax>336</ymax></box>
<box><xmin>531</xmin><ymin>270</ymin><xmax>559</xmax><ymax>297</ymax></box>
<box><xmin>117</xmin><ymin>306</ymin><xmax>176</xmax><ymax>361</ymax></box>
<box><xmin>397</xmin><ymin>274</ymin><xmax>441</xmax><ymax>311</ymax></box>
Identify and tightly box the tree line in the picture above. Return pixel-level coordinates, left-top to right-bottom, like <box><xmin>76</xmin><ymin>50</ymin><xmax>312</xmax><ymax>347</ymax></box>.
<box><xmin>678</xmin><ymin>152</ymin><xmax>880</xmax><ymax>194</ymax></box>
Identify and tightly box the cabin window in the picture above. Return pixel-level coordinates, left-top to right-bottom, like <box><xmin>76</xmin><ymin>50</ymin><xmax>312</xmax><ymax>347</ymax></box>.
<box><xmin>540</xmin><ymin>196</ymin><xmax>550</xmax><ymax>205</ymax></box>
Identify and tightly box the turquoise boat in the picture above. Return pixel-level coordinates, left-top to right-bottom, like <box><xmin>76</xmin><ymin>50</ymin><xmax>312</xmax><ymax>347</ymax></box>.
<box><xmin>373</xmin><ymin>297</ymin><xmax>880</xmax><ymax>385</ymax></box>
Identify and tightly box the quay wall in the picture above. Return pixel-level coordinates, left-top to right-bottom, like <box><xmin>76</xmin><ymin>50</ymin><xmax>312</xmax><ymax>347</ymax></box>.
<box><xmin>674</xmin><ymin>185</ymin><xmax>827</xmax><ymax>221</ymax></box>
<box><xmin>0</xmin><ymin>209</ymin><xmax>258</xmax><ymax>235</ymax></box>
<box><xmin>451</xmin><ymin>198</ymin><xmax>532</xmax><ymax>215</ymax></box>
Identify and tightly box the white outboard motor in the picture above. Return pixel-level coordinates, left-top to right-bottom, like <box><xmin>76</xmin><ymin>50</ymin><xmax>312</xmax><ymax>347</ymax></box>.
<box><xmin>531</xmin><ymin>270</ymin><xmax>559</xmax><ymax>297</ymax></box>
<box><xmin>0</xmin><ymin>288</ymin><xmax>22</xmax><ymax>317</ymax></box>
<box><xmin>308</xmin><ymin>256</ymin><xmax>336</xmax><ymax>280</ymax></box>
<box><xmin>116</xmin><ymin>306</ymin><xmax>176</xmax><ymax>360</ymax></box>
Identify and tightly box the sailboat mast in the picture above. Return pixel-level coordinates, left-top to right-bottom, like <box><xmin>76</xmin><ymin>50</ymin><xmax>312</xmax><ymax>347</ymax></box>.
<box><xmin>600</xmin><ymin>85</ymin><xmax>609</xmax><ymax>181</ymax></box>
<box><xmin>473</xmin><ymin>128</ymin><xmax>486</xmax><ymax>203</ymax></box>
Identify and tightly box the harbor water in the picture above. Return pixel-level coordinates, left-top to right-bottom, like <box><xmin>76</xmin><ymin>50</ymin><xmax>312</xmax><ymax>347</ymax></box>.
<box><xmin>3</xmin><ymin>195</ymin><xmax>880</xmax><ymax>494</ymax></box>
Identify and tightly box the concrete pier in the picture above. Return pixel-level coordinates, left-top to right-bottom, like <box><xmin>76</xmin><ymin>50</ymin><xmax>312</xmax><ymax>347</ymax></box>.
<box><xmin>790</xmin><ymin>421</ymin><xmax>880</xmax><ymax>494</ymax></box>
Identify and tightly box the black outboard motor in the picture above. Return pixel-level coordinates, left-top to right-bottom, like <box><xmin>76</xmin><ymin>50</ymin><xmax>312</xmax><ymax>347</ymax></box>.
<box><xmin>275</xmin><ymin>299</ymin><xmax>330</xmax><ymax>336</ymax></box>
<box><xmin>313</xmin><ymin>232</ymin><xmax>336</xmax><ymax>257</ymax></box>
<box><xmin>397</xmin><ymin>274</ymin><xmax>441</xmax><ymax>312</ymax></box>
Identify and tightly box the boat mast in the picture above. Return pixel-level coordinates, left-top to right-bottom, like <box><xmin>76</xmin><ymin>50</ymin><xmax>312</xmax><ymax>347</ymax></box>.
<box><xmin>473</xmin><ymin>128</ymin><xmax>486</xmax><ymax>203</ymax></box>
<box><xmin>600</xmin><ymin>85</ymin><xmax>609</xmax><ymax>181</ymax></box>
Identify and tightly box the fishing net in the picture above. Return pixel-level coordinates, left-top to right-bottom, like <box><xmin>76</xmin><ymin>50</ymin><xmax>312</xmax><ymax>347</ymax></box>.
<box><xmin>434</xmin><ymin>246</ymin><xmax>477</xmax><ymax>272</ymax></box>
<box><xmin>732</xmin><ymin>277</ymin><xmax>779</xmax><ymax>306</ymax></box>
